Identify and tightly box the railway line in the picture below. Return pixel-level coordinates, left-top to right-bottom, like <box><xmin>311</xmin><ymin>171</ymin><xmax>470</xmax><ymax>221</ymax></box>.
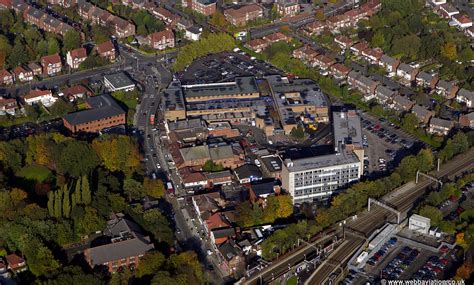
<box><xmin>243</xmin><ymin>148</ymin><xmax>473</xmax><ymax>285</ymax></box>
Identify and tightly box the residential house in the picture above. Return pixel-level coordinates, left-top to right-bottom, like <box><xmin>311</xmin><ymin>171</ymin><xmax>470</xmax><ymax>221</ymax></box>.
<box><xmin>13</xmin><ymin>66</ymin><xmax>34</xmax><ymax>82</ymax></box>
<box><xmin>111</xmin><ymin>17</ymin><xmax>136</xmax><ymax>38</ymax></box>
<box><xmin>152</xmin><ymin>7</ymin><xmax>180</xmax><ymax>26</ymax></box>
<box><xmin>258</xmin><ymin>154</ymin><xmax>283</xmax><ymax>179</ymax></box>
<box><xmin>41</xmin><ymin>54</ymin><xmax>62</xmax><ymax>76</ymax></box>
<box><xmin>148</xmin><ymin>29</ymin><xmax>175</xmax><ymax>50</ymax></box>
<box><xmin>248</xmin><ymin>180</ymin><xmax>279</xmax><ymax>203</ymax></box>
<box><xmin>212</xmin><ymin>228</ymin><xmax>237</xmax><ymax>246</ymax></box>
<box><xmin>416</xmin><ymin>71</ymin><xmax>439</xmax><ymax>90</ymax></box>
<box><xmin>245</xmin><ymin>38</ymin><xmax>268</xmax><ymax>53</ymax></box>
<box><xmin>330</xmin><ymin>63</ymin><xmax>351</xmax><ymax>80</ymax></box>
<box><xmin>411</xmin><ymin>105</ymin><xmax>434</xmax><ymax>124</ymax></box>
<box><xmin>452</xmin><ymin>14</ymin><xmax>472</xmax><ymax>29</ymax></box>
<box><xmin>66</xmin><ymin>47</ymin><xmax>87</xmax><ymax>69</ymax></box>
<box><xmin>0</xmin><ymin>0</ymin><xmax>12</xmax><ymax>9</ymax></box>
<box><xmin>218</xmin><ymin>240</ymin><xmax>244</xmax><ymax>275</ymax></box>
<box><xmin>24</xmin><ymin>89</ymin><xmax>57</xmax><ymax>106</ymax></box>
<box><xmin>185</xmin><ymin>26</ymin><xmax>203</xmax><ymax>41</ymax></box>
<box><xmin>375</xmin><ymin>85</ymin><xmax>396</xmax><ymax>104</ymax></box>
<box><xmin>62</xmin><ymin>85</ymin><xmax>92</xmax><ymax>102</ymax></box>
<box><xmin>292</xmin><ymin>45</ymin><xmax>319</xmax><ymax>65</ymax></box>
<box><xmin>224</xmin><ymin>4</ymin><xmax>263</xmax><ymax>27</ymax></box>
<box><xmin>94</xmin><ymin>40</ymin><xmax>116</xmax><ymax>62</ymax></box>
<box><xmin>83</xmin><ymin>213</ymin><xmax>154</xmax><ymax>273</ymax></box>
<box><xmin>205</xmin><ymin>170</ymin><xmax>233</xmax><ymax>187</ymax></box>
<box><xmin>313</xmin><ymin>54</ymin><xmax>335</xmax><ymax>70</ymax></box>
<box><xmin>179</xmin><ymin>167</ymin><xmax>208</xmax><ymax>188</ymax></box>
<box><xmin>459</xmin><ymin>112</ymin><xmax>474</xmax><ymax>128</ymax></box>
<box><xmin>191</xmin><ymin>0</ymin><xmax>217</xmax><ymax>16</ymax></box>
<box><xmin>0</xmin><ymin>70</ymin><xmax>14</xmax><ymax>85</ymax></box>
<box><xmin>27</xmin><ymin>62</ymin><xmax>42</xmax><ymax>76</ymax></box>
<box><xmin>466</xmin><ymin>26</ymin><xmax>474</xmax><ymax>38</ymax></box>
<box><xmin>263</xmin><ymin>32</ymin><xmax>290</xmax><ymax>45</ymax></box>
<box><xmin>234</xmin><ymin>164</ymin><xmax>263</xmax><ymax>184</ymax></box>
<box><xmin>379</xmin><ymin>55</ymin><xmax>400</xmax><ymax>76</ymax></box>
<box><xmin>456</xmin><ymin>88</ymin><xmax>474</xmax><ymax>108</ymax></box>
<box><xmin>361</xmin><ymin>48</ymin><xmax>383</xmax><ymax>64</ymax></box>
<box><xmin>427</xmin><ymin>0</ymin><xmax>447</xmax><ymax>6</ymax></box>
<box><xmin>348</xmin><ymin>71</ymin><xmax>379</xmax><ymax>96</ymax></box>
<box><xmin>334</xmin><ymin>35</ymin><xmax>354</xmax><ymax>50</ymax></box>
<box><xmin>326</xmin><ymin>15</ymin><xmax>349</xmax><ymax>31</ymax></box>
<box><xmin>428</xmin><ymin>117</ymin><xmax>454</xmax><ymax>135</ymax></box>
<box><xmin>350</xmin><ymin>41</ymin><xmax>370</xmax><ymax>56</ymax></box>
<box><xmin>390</xmin><ymin>95</ymin><xmax>415</xmax><ymax>113</ymax></box>
<box><xmin>439</xmin><ymin>4</ymin><xmax>459</xmax><ymax>18</ymax></box>
<box><xmin>5</xmin><ymin>254</ymin><xmax>26</xmax><ymax>272</ymax></box>
<box><xmin>276</xmin><ymin>0</ymin><xmax>299</xmax><ymax>17</ymax></box>
<box><xmin>396</xmin><ymin>63</ymin><xmax>419</xmax><ymax>84</ymax></box>
<box><xmin>0</xmin><ymin>97</ymin><xmax>18</xmax><ymax>115</ymax></box>
<box><xmin>300</xmin><ymin>20</ymin><xmax>326</xmax><ymax>37</ymax></box>
<box><xmin>435</xmin><ymin>80</ymin><xmax>459</xmax><ymax>99</ymax></box>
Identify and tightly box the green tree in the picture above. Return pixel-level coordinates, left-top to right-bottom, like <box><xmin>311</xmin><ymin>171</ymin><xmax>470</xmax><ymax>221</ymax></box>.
<box><xmin>202</xmin><ymin>160</ymin><xmax>224</xmax><ymax>172</ymax></box>
<box><xmin>47</xmin><ymin>191</ymin><xmax>54</xmax><ymax>217</ymax></box>
<box><xmin>371</xmin><ymin>30</ymin><xmax>385</xmax><ymax>48</ymax></box>
<box><xmin>63</xmin><ymin>185</ymin><xmax>71</xmax><ymax>218</ymax></box>
<box><xmin>92</xmin><ymin>135</ymin><xmax>141</xmax><ymax>175</ymax></box>
<box><xmin>402</xmin><ymin>113</ymin><xmax>419</xmax><ymax>132</ymax></box>
<box><xmin>79</xmin><ymin>55</ymin><xmax>108</xmax><ymax>70</ymax></box>
<box><xmin>91</xmin><ymin>25</ymin><xmax>112</xmax><ymax>44</ymax></box>
<box><xmin>143</xmin><ymin>178</ymin><xmax>165</xmax><ymax>198</ymax></box>
<box><xmin>63</xmin><ymin>29</ymin><xmax>82</xmax><ymax>51</ymax></box>
<box><xmin>441</xmin><ymin>42</ymin><xmax>457</xmax><ymax>61</ymax></box>
<box><xmin>54</xmin><ymin>189</ymin><xmax>62</xmax><ymax>218</ymax></box>
<box><xmin>47</xmin><ymin>37</ymin><xmax>60</xmax><ymax>55</ymax></box>
<box><xmin>419</xmin><ymin>205</ymin><xmax>443</xmax><ymax>226</ymax></box>
<box><xmin>81</xmin><ymin>175</ymin><xmax>91</xmax><ymax>205</ymax></box>
<box><xmin>290</xmin><ymin>126</ymin><xmax>305</xmax><ymax>139</ymax></box>
<box><xmin>8</xmin><ymin>39</ymin><xmax>29</xmax><ymax>67</ymax></box>
<box><xmin>123</xmin><ymin>178</ymin><xmax>144</xmax><ymax>201</ymax></box>
<box><xmin>74</xmin><ymin>178</ymin><xmax>82</xmax><ymax>205</ymax></box>
<box><xmin>55</xmin><ymin>140</ymin><xmax>99</xmax><ymax>177</ymax></box>
<box><xmin>135</xmin><ymin>252</ymin><xmax>165</xmax><ymax>278</ymax></box>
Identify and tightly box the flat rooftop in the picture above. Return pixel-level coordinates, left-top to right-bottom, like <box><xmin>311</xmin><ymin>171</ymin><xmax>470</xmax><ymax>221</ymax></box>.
<box><xmin>266</xmin><ymin>75</ymin><xmax>328</xmax><ymax>125</ymax></box>
<box><xmin>285</xmin><ymin>151</ymin><xmax>360</xmax><ymax>172</ymax></box>
<box><xmin>333</xmin><ymin>110</ymin><xmax>363</xmax><ymax>150</ymax></box>
<box><xmin>163</xmin><ymin>81</ymin><xmax>186</xmax><ymax>111</ymax></box>
<box><xmin>182</xmin><ymin>77</ymin><xmax>260</xmax><ymax>100</ymax></box>
<box><xmin>103</xmin><ymin>72</ymin><xmax>135</xmax><ymax>88</ymax></box>
<box><xmin>260</xmin><ymin>155</ymin><xmax>283</xmax><ymax>173</ymax></box>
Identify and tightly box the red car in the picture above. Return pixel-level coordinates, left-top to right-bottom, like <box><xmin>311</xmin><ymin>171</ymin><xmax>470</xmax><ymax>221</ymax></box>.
<box><xmin>440</xmin><ymin>258</ymin><xmax>448</xmax><ymax>265</ymax></box>
<box><xmin>439</xmin><ymin>245</ymin><xmax>449</xmax><ymax>254</ymax></box>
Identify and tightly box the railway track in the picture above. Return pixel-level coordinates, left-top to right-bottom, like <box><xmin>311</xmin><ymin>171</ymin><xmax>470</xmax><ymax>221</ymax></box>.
<box><xmin>244</xmin><ymin>148</ymin><xmax>474</xmax><ymax>284</ymax></box>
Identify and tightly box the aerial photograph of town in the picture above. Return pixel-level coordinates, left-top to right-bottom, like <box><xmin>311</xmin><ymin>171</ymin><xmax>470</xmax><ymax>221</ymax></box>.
<box><xmin>0</xmin><ymin>0</ymin><xmax>473</xmax><ymax>284</ymax></box>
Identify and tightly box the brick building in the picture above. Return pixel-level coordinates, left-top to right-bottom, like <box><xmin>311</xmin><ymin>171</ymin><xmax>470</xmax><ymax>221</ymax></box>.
<box><xmin>224</xmin><ymin>4</ymin><xmax>263</xmax><ymax>27</ymax></box>
<box><xmin>63</xmin><ymin>94</ymin><xmax>126</xmax><ymax>133</ymax></box>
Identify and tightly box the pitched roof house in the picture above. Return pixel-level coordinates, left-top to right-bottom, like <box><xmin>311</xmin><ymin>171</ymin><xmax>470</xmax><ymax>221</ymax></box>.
<box><xmin>41</xmin><ymin>53</ymin><xmax>62</xmax><ymax>76</ymax></box>
<box><xmin>435</xmin><ymin>80</ymin><xmax>459</xmax><ymax>99</ymax></box>
<box><xmin>147</xmin><ymin>29</ymin><xmax>175</xmax><ymax>50</ymax></box>
<box><xmin>428</xmin><ymin>117</ymin><xmax>454</xmax><ymax>136</ymax></box>
<box><xmin>456</xmin><ymin>88</ymin><xmax>474</xmax><ymax>108</ymax></box>
<box><xmin>0</xmin><ymin>69</ymin><xmax>14</xmax><ymax>85</ymax></box>
<box><xmin>94</xmin><ymin>40</ymin><xmax>116</xmax><ymax>61</ymax></box>
<box><xmin>411</xmin><ymin>105</ymin><xmax>434</xmax><ymax>124</ymax></box>
<box><xmin>66</xmin><ymin>47</ymin><xmax>87</xmax><ymax>69</ymax></box>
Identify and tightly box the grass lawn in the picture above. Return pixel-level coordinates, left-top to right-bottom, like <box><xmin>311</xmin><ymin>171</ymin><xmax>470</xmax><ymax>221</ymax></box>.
<box><xmin>286</xmin><ymin>276</ymin><xmax>297</xmax><ymax>285</ymax></box>
<box><xmin>18</xmin><ymin>165</ymin><xmax>52</xmax><ymax>182</ymax></box>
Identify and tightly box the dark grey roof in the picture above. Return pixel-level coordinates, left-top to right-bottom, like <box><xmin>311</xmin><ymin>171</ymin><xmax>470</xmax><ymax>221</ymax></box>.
<box><xmin>63</xmin><ymin>94</ymin><xmax>125</xmax><ymax>125</ymax></box>
<box><xmin>457</xmin><ymin>88</ymin><xmax>474</xmax><ymax>100</ymax></box>
<box><xmin>209</xmin><ymin>145</ymin><xmax>234</xmax><ymax>160</ymax></box>
<box><xmin>196</xmin><ymin>0</ymin><xmax>216</xmax><ymax>5</ymax></box>
<box><xmin>163</xmin><ymin>81</ymin><xmax>185</xmax><ymax>111</ymax></box>
<box><xmin>187</xmin><ymin>26</ymin><xmax>202</xmax><ymax>34</ymax></box>
<box><xmin>411</xmin><ymin>105</ymin><xmax>432</xmax><ymax>119</ymax></box>
<box><xmin>416</xmin><ymin>71</ymin><xmax>435</xmax><ymax>82</ymax></box>
<box><xmin>376</xmin><ymin>85</ymin><xmax>396</xmax><ymax>98</ymax></box>
<box><xmin>380</xmin><ymin>55</ymin><xmax>397</xmax><ymax>65</ymax></box>
<box><xmin>183</xmin><ymin>77</ymin><xmax>259</xmax><ymax>100</ymax></box>
<box><xmin>168</xmin><ymin>118</ymin><xmax>206</xmax><ymax>131</ymax></box>
<box><xmin>430</xmin><ymin>117</ymin><xmax>453</xmax><ymax>128</ymax></box>
<box><xmin>251</xmin><ymin>180</ymin><xmax>276</xmax><ymax>196</ymax></box>
<box><xmin>219</xmin><ymin>240</ymin><xmax>240</xmax><ymax>262</ymax></box>
<box><xmin>234</xmin><ymin>164</ymin><xmax>262</xmax><ymax>180</ymax></box>
<box><xmin>398</xmin><ymin>63</ymin><xmax>415</xmax><ymax>73</ymax></box>
<box><xmin>212</xmin><ymin>227</ymin><xmax>236</xmax><ymax>239</ymax></box>
<box><xmin>104</xmin><ymin>215</ymin><xmax>143</xmax><ymax>238</ymax></box>
<box><xmin>437</xmin><ymin>80</ymin><xmax>455</xmax><ymax>90</ymax></box>
<box><xmin>104</xmin><ymin>72</ymin><xmax>135</xmax><ymax>89</ymax></box>
<box><xmin>259</xmin><ymin>155</ymin><xmax>282</xmax><ymax>172</ymax></box>
<box><xmin>87</xmin><ymin>237</ymin><xmax>154</xmax><ymax>265</ymax></box>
